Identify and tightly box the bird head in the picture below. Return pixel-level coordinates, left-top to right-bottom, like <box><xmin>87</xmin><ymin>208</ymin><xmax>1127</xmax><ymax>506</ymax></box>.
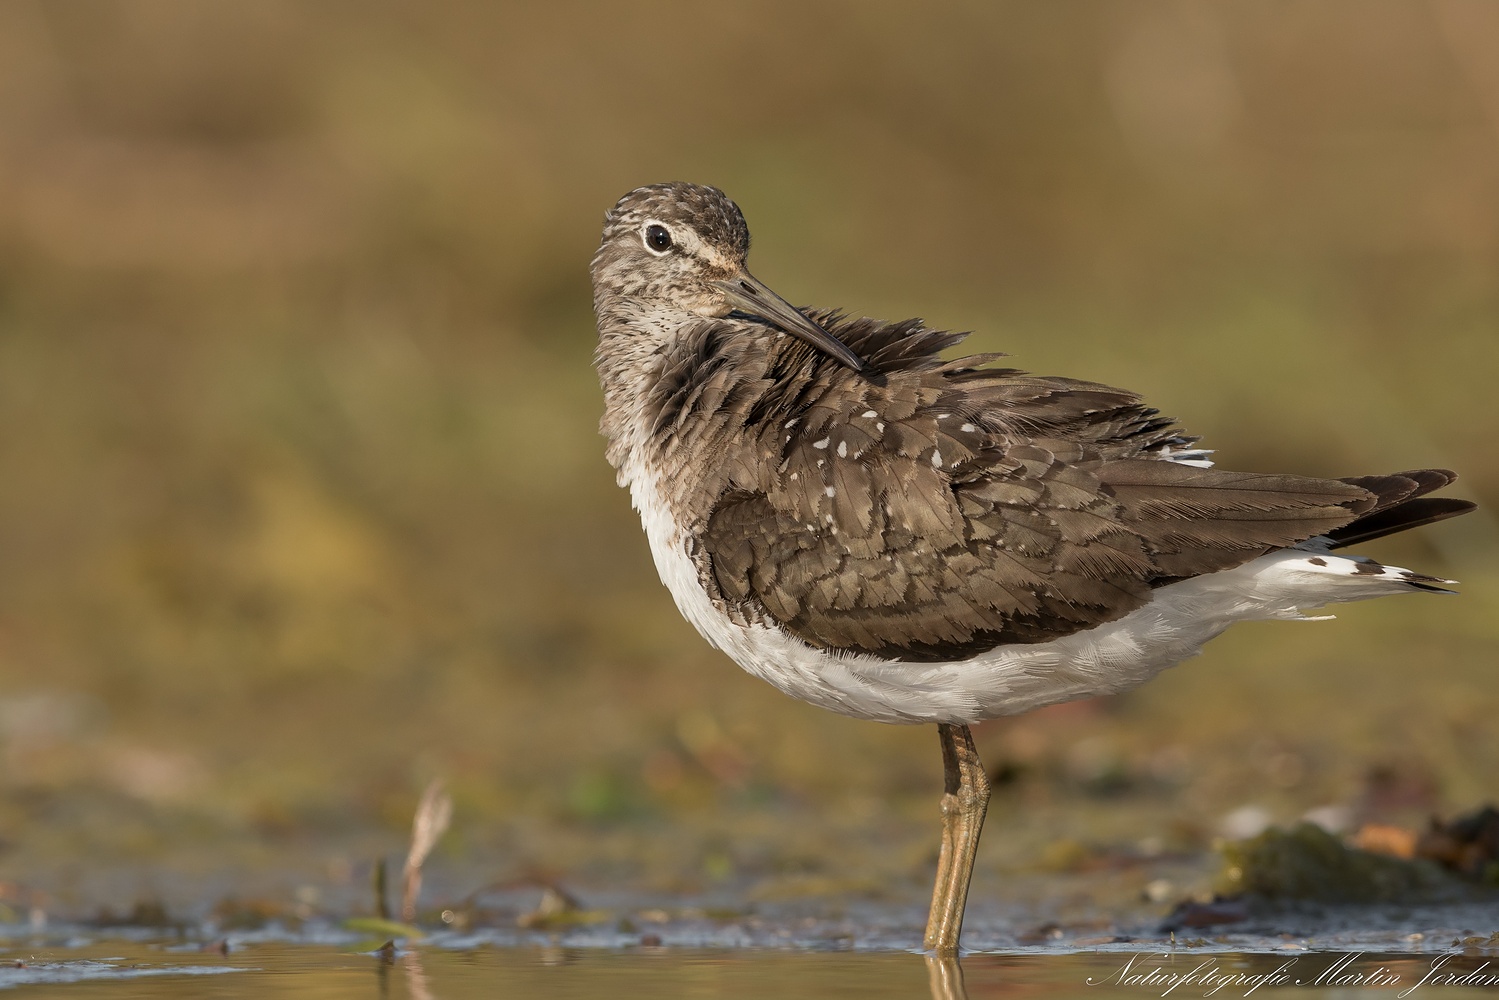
<box><xmin>592</xmin><ymin>182</ymin><xmax>865</xmax><ymax>372</ymax></box>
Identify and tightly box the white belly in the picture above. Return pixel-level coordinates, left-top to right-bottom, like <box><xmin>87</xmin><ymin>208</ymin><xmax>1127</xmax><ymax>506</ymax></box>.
<box><xmin>626</xmin><ymin>464</ymin><xmax>1434</xmax><ymax>726</ymax></box>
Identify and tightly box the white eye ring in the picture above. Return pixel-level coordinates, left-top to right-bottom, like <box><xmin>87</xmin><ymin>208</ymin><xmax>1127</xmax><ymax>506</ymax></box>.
<box><xmin>642</xmin><ymin>222</ymin><xmax>674</xmax><ymax>255</ymax></box>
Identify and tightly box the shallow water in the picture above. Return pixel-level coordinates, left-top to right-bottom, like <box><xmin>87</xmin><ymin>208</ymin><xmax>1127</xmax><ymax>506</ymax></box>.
<box><xmin>2</xmin><ymin>944</ymin><xmax>1498</xmax><ymax>999</ymax></box>
<box><xmin>4</xmin><ymin>912</ymin><xmax>1499</xmax><ymax>999</ymax></box>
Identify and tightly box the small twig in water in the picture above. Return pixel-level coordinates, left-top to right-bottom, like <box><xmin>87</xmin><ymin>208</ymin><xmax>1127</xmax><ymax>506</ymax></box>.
<box><xmin>373</xmin><ymin>858</ymin><xmax>390</xmax><ymax>921</ymax></box>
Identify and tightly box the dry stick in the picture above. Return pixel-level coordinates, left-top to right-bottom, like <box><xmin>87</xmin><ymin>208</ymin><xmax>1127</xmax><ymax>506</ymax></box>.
<box><xmin>401</xmin><ymin>779</ymin><xmax>454</xmax><ymax>924</ymax></box>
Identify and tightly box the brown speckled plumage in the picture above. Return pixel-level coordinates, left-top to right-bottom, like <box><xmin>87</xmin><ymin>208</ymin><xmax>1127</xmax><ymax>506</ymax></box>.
<box><xmin>593</xmin><ymin>183</ymin><xmax>1471</xmax><ymax>664</ymax></box>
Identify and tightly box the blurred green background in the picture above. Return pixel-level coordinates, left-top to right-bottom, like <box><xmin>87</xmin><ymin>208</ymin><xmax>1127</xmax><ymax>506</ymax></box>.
<box><xmin>0</xmin><ymin>1</ymin><xmax>1495</xmax><ymax>910</ymax></box>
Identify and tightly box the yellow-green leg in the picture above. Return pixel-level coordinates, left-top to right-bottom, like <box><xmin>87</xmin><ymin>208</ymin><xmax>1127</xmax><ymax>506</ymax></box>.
<box><xmin>922</xmin><ymin>723</ymin><xmax>990</xmax><ymax>955</ymax></box>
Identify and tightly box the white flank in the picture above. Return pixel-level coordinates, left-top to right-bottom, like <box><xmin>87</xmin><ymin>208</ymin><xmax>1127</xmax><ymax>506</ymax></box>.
<box><xmin>623</xmin><ymin>457</ymin><xmax>1444</xmax><ymax>726</ymax></box>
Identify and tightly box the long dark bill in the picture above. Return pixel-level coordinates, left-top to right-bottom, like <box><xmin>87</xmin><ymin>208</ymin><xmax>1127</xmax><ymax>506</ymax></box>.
<box><xmin>715</xmin><ymin>272</ymin><xmax>866</xmax><ymax>372</ymax></box>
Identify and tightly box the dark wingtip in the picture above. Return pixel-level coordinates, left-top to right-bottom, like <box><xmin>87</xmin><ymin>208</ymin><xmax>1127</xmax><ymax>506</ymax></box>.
<box><xmin>1326</xmin><ymin>496</ymin><xmax>1478</xmax><ymax>550</ymax></box>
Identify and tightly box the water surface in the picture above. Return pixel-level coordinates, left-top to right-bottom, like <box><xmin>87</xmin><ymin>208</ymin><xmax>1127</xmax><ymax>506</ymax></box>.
<box><xmin>4</xmin><ymin>912</ymin><xmax>1499</xmax><ymax>999</ymax></box>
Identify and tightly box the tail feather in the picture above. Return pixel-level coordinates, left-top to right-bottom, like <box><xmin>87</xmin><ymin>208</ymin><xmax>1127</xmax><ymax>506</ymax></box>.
<box><xmin>1326</xmin><ymin>497</ymin><xmax>1477</xmax><ymax>550</ymax></box>
<box><xmin>1327</xmin><ymin>468</ymin><xmax>1475</xmax><ymax>550</ymax></box>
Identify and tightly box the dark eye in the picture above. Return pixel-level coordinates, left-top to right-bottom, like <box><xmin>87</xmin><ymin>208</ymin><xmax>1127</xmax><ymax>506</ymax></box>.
<box><xmin>644</xmin><ymin>224</ymin><xmax>673</xmax><ymax>252</ymax></box>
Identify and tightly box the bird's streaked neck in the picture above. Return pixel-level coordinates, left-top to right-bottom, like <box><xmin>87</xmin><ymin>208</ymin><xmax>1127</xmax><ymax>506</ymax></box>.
<box><xmin>595</xmin><ymin>304</ymin><xmax>776</xmax><ymax>476</ymax></box>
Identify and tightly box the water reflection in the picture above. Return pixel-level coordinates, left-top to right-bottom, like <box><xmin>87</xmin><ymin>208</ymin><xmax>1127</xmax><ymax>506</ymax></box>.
<box><xmin>405</xmin><ymin>950</ymin><xmax>436</xmax><ymax>1000</ymax></box>
<box><xmin>925</xmin><ymin>954</ymin><xmax>968</xmax><ymax>1000</ymax></box>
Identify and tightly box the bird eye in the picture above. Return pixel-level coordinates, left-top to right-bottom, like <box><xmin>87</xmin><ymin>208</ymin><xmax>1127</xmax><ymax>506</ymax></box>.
<box><xmin>644</xmin><ymin>224</ymin><xmax>673</xmax><ymax>253</ymax></box>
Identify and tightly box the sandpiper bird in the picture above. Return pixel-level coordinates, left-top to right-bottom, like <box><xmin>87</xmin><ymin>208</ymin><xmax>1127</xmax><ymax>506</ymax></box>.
<box><xmin>591</xmin><ymin>182</ymin><xmax>1474</xmax><ymax>954</ymax></box>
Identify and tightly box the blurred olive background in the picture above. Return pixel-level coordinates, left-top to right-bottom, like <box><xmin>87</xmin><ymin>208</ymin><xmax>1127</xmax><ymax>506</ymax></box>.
<box><xmin>1</xmin><ymin>1</ymin><xmax>1496</xmax><ymax>909</ymax></box>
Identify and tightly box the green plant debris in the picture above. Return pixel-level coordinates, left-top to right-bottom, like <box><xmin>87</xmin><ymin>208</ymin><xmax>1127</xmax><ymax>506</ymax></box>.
<box><xmin>343</xmin><ymin>917</ymin><xmax>425</xmax><ymax>940</ymax></box>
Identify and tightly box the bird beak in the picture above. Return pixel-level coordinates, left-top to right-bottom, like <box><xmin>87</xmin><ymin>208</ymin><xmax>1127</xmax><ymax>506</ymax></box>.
<box><xmin>715</xmin><ymin>272</ymin><xmax>866</xmax><ymax>373</ymax></box>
